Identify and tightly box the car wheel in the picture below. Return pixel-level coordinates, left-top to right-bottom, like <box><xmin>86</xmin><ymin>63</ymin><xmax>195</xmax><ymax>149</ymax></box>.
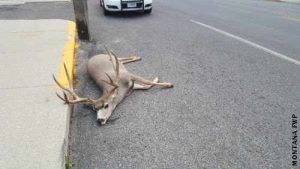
<box><xmin>103</xmin><ymin>7</ymin><xmax>110</xmax><ymax>15</ymax></box>
<box><xmin>144</xmin><ymin>8</ymin><xmax>152</xmax><ymax>14</ymax></box>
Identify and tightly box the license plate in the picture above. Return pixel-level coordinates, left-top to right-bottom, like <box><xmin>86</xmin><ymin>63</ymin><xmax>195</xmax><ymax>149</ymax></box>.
<box><xmin>127</xmin><ymin>2</ymin><xmax>137</xmax><ymax>8</ymax></box>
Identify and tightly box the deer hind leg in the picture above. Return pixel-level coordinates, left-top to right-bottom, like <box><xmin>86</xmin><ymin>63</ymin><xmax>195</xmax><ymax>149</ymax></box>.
<box><xmin>118</xmin><ymin>56</ymin><xmax>141</xmax><ymax>64</ymax></box>
<box><xmin>130</xmin><ymin>74</ymin><xmax>173</xmax><ymax>88</ymax></box>
<box><xmin>133</xmin><ymin>77</ymin><xmax>159</xmax><ymax>90</ymax></box>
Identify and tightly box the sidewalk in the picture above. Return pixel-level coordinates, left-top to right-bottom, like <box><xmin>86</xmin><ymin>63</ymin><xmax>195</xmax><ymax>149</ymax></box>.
<box><xmin>0</xmin><ymin>20</ymin><xmax>76</xmax><ymax>169</ymax></box>
<box><xmin>0</xmin><ymin>0</ymin><xmax>70</xmax><ymax>5</ymax></box>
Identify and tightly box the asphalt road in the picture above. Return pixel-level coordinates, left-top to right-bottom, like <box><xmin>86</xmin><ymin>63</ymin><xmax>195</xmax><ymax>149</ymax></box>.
<box><xmin>0</xmin><ymin>2</ymin><xmax>74</xmax><ymax>20</ymax></box>
<box><xmin>70</xmin><ymin>0</ymin><xmax>300</xmax><ymax>168</ymax></box>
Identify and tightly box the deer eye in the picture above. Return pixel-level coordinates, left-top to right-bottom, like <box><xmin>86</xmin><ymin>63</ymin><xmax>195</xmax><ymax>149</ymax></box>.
<box><xmin>104</xmin><ymin>103</ymin><xmax>109</xmax><ymax>109</ymax></box>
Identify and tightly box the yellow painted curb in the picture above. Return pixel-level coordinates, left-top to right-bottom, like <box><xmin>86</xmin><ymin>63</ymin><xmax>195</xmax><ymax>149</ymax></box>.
<box><xmin>57</xmin><ymin>21</ymin><xmax>78</xmax><ymax>88</ymax></box>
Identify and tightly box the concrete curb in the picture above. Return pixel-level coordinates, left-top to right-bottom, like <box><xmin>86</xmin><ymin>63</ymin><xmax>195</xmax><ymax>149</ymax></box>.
<box><xmin>58</xmin><ymin>21</ymin><xmax>77</xmax><ymax>88</ymax></box>
<box><xmin>57</xmin><ymin>21</ymin><xmax>77</xmax><ymax>168</ymax></box>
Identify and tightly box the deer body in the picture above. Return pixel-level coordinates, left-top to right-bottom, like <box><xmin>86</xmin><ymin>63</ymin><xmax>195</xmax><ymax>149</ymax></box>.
<box><xmin>88</xmin><ymin>54</ymin><xmax>133</xmax><ymax>95</ymax></box>
<box><xmin>54</xmin><ymin>48</ymin><xmax>173</xmax><ymax>125</ymax></box>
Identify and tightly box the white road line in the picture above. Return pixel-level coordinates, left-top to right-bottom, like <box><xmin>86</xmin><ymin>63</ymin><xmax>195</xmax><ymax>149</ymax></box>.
<box><xmin>190</xmin><ymin>19</ymin><xmax>300</xmax><ymax>66</ymax></box>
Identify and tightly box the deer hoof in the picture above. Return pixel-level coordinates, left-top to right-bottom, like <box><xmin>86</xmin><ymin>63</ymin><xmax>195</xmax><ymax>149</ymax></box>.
<box><xmin>167</xmin><ymin>84</ymin><xmax>174</xmax><ymax>88</ymax></box>
<box><xmin>162</xmin><ymin>83</ymin><xmax>173</xmax><ymax>88</ymax></box>
<box><xmin>153</xmin><ymin>77</ymin><xmax>159</xmax><ymax>83</ymax></box>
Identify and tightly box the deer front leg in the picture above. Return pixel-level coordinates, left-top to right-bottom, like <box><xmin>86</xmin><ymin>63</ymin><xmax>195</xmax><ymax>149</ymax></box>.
<box><xmin>130</xmin><ymin>74</ymin><xmax>173</xmax><ymax>88</ymax></box>
<box><xmin>117</xmin><ymin>56</ymin><xmax>141</xmax><ymax>64</ymax></box>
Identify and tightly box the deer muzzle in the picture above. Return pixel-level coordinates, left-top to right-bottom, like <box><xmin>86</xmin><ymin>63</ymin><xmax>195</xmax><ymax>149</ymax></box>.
<box><xmin>96</xmin><ymin>107</ymin><xmax>113</xmax><ymax>125</ymax></box>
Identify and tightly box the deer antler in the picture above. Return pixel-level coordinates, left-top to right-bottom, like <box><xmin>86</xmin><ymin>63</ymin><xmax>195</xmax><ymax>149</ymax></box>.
<box><xmin>53</xmin><ymin>63</ymin><xmax>95</xmax><ymax>105</ymax></box>
<box><xmin>110</xmin><ymin>51</ymin><xmax>120</xmax><ymax>78</ymax></box>
<box><xmin>101</xmin><ymin>46</ymin><xmax>121</xmax><ymax>96</ymax></box>
<box><xmin>102</xmin><ymin>72</ymin><xmax>118</xmax><ymax>88</ymax></box>
<box><xmin>104</xmin><ymin>46</ymin><xmax>120</xmax><ymax>79</ymax></box>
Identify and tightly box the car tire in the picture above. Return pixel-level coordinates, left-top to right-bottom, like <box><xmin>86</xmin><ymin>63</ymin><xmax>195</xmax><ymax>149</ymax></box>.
<box><xmin>144</xmin><ymin>8</ymin><xmax>152</xmax><ymax>14</ymax></box>
<box><xmin>103</xmin><ymin>7</ymin><xmax>110</xmax><ymax>15</ymax></box>
<box><xmin>101</xmin><ymin>0</ymin><xmax>110</xmax><ymax>15</ymax></box>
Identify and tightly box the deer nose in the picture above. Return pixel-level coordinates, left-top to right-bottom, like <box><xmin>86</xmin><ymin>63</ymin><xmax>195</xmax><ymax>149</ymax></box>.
<box><xmin>97</xmin><ymin>118</ymin><xmax>105</xmax><ymax>125</ymax></box>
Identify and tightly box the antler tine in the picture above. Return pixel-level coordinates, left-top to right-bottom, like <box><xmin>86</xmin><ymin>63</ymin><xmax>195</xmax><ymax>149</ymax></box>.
<box><xmin>102</xmin><ymin>72</ymin><xmax>118</xmax><ymax>87</ymax></box>
<box><xmin>104</xmin><ymin>72</ymin><xmax>114</xmax><ymax>84</ymax></box>
<box><xmin>104</xmin><ymin>46</ymin><xmax>113</xmax><ymax>62</ymax></box>
<box><xmin>56</xmin><ymin>92</ymin><xmax>67</xmax><ymax>103</ymax></box>
<box><xmin>111</xmin><ymin>51</ymin><xmax>120</xmax><ymax>78</ymax></box>
<box><xmin>63</xmin><ymin>63</ymin><xmax>73</xmax><ymax>89</ymax></box>
<box><xmin>104</xmin><ymin>46</ymin><xmax>119</xmax><ymax>78</ymax></box>
<box><xmin>101</xmin><ymin>85</ymin><xmax>118</xmax><ymax>100</ymax></box>
<box><xmin>53</xmin><ymin>75</ymin><xmax>74</xmax><ymax>97</ymax></box>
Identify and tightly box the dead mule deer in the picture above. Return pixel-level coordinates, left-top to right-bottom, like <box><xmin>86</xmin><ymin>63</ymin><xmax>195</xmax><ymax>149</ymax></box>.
<box><xmin>53</xmin><ymin>48</ymin><xmax>173</xmax><ymax>125</ymax></box>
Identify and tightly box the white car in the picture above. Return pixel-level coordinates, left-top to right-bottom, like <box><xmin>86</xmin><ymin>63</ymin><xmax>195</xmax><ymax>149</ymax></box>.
<box><xmin>100</xmin><ymin>0</ymin><xmax>152</xmax><ymax>15</ymax></box>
